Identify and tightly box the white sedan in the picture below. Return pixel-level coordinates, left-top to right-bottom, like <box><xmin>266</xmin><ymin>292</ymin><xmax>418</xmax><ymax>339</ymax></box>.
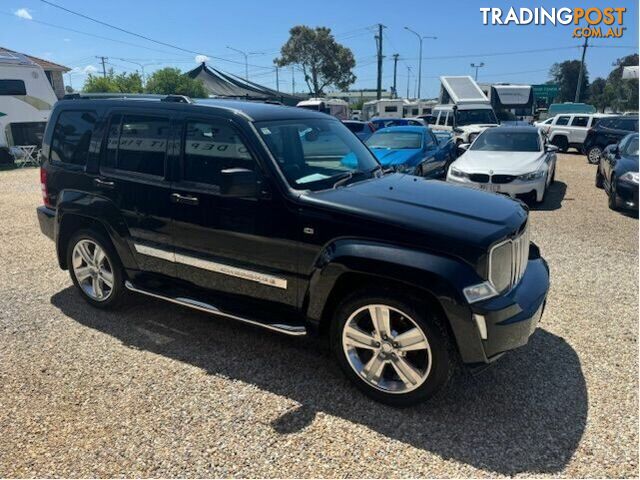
<box><xmin>446</xmin><ymin>126</ymin><xmax>557</xmax><ymax>204</ymax></box>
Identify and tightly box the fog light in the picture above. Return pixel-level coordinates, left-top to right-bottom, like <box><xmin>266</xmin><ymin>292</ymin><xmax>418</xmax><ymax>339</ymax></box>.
<box><xmin>463</xmin><ymin>281</ymin><xmax>498</xmax><ymax>303</ymax></box>
<box><xmin>474</xmin><ymin>314</ymin><xmax>487</xmax><ymax>340</ymax></box>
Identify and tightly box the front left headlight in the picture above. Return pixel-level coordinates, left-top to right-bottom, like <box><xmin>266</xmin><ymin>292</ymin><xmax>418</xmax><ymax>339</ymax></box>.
<box><xmin>394</xmin><ymin>163</ymin><xmax>417</xmax><ymax>174</ymax></box>
<box><xmin>518</xmin><ymin>170</ymin><xmax>546</xmax><ymax>181</ymax></box>
<box><xmin>449</xmin><ymin>166</ymin><xmax>467</xmax><ymax>179</ymax></box>
<box><xmin>620</xmin><ymin>171</ymin><xmax>639</xmax><ymax>184</ymax></box>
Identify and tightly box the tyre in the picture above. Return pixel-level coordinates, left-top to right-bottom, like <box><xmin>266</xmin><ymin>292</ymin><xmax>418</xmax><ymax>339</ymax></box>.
<box><xmin>550</xmin><ymin>163</ymin><xmax>556</xmax><ymax>185</ymax></box>
<box><xmin>551</xmin><ymin>136</ymin><xmax>568</xmax><ymax>152</ymax></box>
<box><xmin>536</xmin><ymin>184</ymin><xmax>546</xmax><ymax>205</ymax></box>
<box><xmin>595</xmin><ymin>167</ymin><xmax>604</xmax><ymax>188</ymax></box>
<box><xmin>608</xmin><ymin>176</ymin><xmax>620</xmax><ymax>211</ymax></box>
<box><xmin>331</xmin><ymin>288</ymin><xmax>454</xmax><ymax>407</ymax></box>
<box><xmin>587</xmin><ymin>146</ymin><xmax>603</xmax><ymax>164</ymax></box>
<box><xmin>66</xmin><ymin>229</ymin><xmax>126</xmax><ymax>308</ymax></box>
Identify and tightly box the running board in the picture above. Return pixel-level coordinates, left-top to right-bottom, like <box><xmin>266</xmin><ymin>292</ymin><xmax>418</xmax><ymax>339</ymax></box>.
<box><xmin>124</xmin><ymin>281</ymin><xmax>306</xmax><ymax>336</ymax></box>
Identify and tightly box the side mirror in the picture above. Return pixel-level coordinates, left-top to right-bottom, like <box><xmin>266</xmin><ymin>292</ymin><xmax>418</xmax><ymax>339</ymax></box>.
<box><xmin>458</xmin><ymin>143</ymin><xmax>471</xmax><ymax>151</ymax></box>
<box><xmin>546</xmin><ymin>144</ymin><xmax>559</xmax><ymax>153</ymax></box>
<box><xmin>220</xmin><ymin>168</ymin><xmax>257</xmax><ymax>197</ymax></box>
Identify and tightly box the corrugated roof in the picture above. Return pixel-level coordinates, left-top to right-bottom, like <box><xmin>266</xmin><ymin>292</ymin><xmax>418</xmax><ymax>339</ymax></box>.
<box><xmin>0</xmin><ymin>47</ymin><xmax>70</xmax><ymax>72</ymax></box>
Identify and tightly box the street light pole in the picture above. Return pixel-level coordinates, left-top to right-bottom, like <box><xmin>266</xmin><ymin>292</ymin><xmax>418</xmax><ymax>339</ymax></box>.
<box><xmin>470</xmin><ymin>62</ymin><xmax>485</xmax><ymax>81</ymax></box>
<box><xmin>115</xmin><ymin>58</ymin><xmax>146</xmax><ymax>85</ymax></box>
<box><xmin>226</xmin><ymin>46</ymin><xmax>264</xmax><ymax>81</ymax></box>
<box><xmin>404</xmin><ymin>27</ymin><xmax>437</xmax><ymax>99</ymax></box>
<box><xmin>406</xmin><ymin>66</ymin><xmax>412</xmax><ymax>99</ymax></box>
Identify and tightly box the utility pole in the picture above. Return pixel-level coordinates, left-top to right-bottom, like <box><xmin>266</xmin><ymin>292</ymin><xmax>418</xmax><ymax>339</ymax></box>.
<box><xmin>96</xmin><ymin>56</ymin><xmax>108</xmax><ymax>78</ymax></box>
<box><xmin>471</xmin><ymin>62</ymin><xmax>485</xmax><ymax>81</ymax></box>
<box><xmin>375</xmin><ymin>24</ymin><xmax>385</xmax><ymax>100</ymax></box>
<box><xmin>575</xmin><ymin>37</ymin><xmax>589</xmax><ymax>103</ymax></box>
<box><xmin>404</xmin><ymin>27</ymin><xmax>437</xmax><ymax>100</ymax></box>
<box><xmin>392</xmin><ymin>54</ymin><xmax>399</xmax><ymax>98</ymax></box>
<box><xmin>275</xmin><ymin>66</ymin><xmax>279</xmax><ymax>93</ymax></box>
<box><xmin>406</xmin><ymin>66</ymin><xmax>412</xmax><ymax>99</ymax></box>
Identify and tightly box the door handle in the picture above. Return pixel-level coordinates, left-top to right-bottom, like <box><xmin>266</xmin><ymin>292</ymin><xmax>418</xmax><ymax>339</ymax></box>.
<box><xmin>94</xmin><ymin>178</ymin><xmax>115</xmax><ymax>189</ymax></box>
<box><xmin>170</xmin><ymin>193</ymin><xmax>199</xmax><ymax>206</ymax></box>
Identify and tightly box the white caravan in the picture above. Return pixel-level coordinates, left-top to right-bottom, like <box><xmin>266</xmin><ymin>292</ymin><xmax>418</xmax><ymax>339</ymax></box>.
<box><xmin>0</xmin><ymin>51</ymin><xmax>58</xmax><ymax>162</ymax></box>
<box><xmin>296</xmin><ymin>98</ymin><xmax>350</xmax><ymax>120</ymax></box>
<box><xmin>361</xmin><ymin>99</ymin><xmax>405</xmax><ymax>121</ymax></box>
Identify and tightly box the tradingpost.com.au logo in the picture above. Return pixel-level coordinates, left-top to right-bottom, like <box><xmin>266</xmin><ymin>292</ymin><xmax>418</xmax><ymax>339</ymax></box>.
<box><xmin>480</xmin><ymin>7</ymin><xmax>626</xmax><ymax>38</ymax></box>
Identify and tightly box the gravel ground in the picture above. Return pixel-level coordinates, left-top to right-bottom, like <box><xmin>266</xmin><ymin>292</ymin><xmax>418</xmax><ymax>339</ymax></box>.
<box><xmin>0</xmin><ymin>154</ymin><xmax>637</xmax><ymax>478</ymax></box>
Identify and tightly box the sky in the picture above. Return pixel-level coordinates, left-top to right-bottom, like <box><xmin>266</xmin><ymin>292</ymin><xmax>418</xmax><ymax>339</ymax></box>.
<box><xmin>1</xmin><ymin>0</ymin><xmax>638</xmax><ymax>98</ymax></box>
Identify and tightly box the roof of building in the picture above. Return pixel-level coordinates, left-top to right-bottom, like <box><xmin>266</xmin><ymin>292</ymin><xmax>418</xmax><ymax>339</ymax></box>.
<box><xmin>186</xmin><ymin>63</ymin><xmax>302</xmax><ymax>106</ymax></box>
<box><xmin>0</xmin><ymin>47</ymin><xmax>70</xmax><ymax>72</ymax></box>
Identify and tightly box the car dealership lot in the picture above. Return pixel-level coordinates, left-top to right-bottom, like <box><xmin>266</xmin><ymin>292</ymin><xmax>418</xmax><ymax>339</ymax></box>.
<box><xmin>0</xmin><ymin>155</ymin><xmax>637</xmax><ymax>477</ymax></box>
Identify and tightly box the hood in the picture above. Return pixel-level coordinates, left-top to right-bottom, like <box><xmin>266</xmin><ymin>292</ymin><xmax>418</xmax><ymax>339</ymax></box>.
<box><xmin>370</xmin><ymin>148</ymin><xmax>422</xmax><ymax>166</ymax></box>
<box><xmin>453</xmin><ymin>150</ymin><xmax>545</xmax><ymax>174</ymax></box>
<box><xmin>300</xmin><ymin>173</ymin><xmax>527</xmax><ymax>256</ymax></box>
<box><xmin>458</xmin><ymin>124</ymin><xmax>497</xmax><ymax>133</ymax></box>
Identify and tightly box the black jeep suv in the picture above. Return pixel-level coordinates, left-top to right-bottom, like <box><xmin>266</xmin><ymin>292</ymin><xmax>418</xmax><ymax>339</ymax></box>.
<box><xmin>37</xmin><ymin>96</ymin><xmax>549</xmax><ymax>406</ymax></box>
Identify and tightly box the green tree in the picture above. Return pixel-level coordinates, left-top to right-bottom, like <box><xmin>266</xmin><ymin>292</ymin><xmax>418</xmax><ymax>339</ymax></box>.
<box><xmin>144</xmin><ymin>67</ymin><xmax>208</xmax><ymax>97</ymax></box>
<box><xmin>589</xmin><ymin>77</ymin><xmax>608</xmax><ymax>112</ymax></box>
<box><xmin>549</xmin><ymin>60</ymin><xmax>590</xmax><ymax>103</ymax></box>
<box><xmin>83</xmin><ymin>69</ymin><xmax>143</xmax><ymax>93</ymax></box>
<box><xmin>275</xmin><ymin>26</ymin><xmax>356</xmax><ymax>95</ymax></box>
<box><xmin>605</xmin><ymin>54</ymin><xmax>638</xmax><ymax>112</ymax></box>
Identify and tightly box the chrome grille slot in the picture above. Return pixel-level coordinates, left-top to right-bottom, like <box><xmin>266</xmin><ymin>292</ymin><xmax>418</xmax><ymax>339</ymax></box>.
<box><xmin>489</xmin><ymin>221</ymin><xmax>530</xmax><ymax>292</ymax></box>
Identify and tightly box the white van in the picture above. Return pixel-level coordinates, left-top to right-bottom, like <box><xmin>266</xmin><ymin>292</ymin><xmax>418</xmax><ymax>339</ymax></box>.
<box><xmin>0</xmin><ymin>51</ymin><xmax>58</xmax><ymax>163</ymax></box>
<box><xmin>296</xmin><ymin>98</ymin><xmax>350</xmax><ymax>120</ymax></box>
<box><xmin>431</xmin><ymin>104</ymin><xmax>499</xmax><ymax>145</ymax></box>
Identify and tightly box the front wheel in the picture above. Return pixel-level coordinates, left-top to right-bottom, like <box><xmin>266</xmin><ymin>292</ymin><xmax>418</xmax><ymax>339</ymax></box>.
<box><xmin>595</xmin><ymin>167</ymin><xmax>604</xmax><ymax>188</ymax></box>
<box><xmin>332</xmin><ymin>289</ymin><xmax>454</xmax><ymax>407</ymax></box>
<box><xmin>608</xmin><ymin>176</ymin><xmax>620</xmax><ymax>211</ymax></box>
<box><xmin>587</xmin><ymin>146</ymin><xmax>603</xmax><ymax>164</ymax></box>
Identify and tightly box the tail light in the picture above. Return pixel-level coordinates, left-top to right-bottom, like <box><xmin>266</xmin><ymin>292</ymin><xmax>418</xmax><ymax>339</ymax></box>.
<box><xmin>40</xmin><ymin>167</ymin><xmax>52</xmax><ymax>208</ymax></box>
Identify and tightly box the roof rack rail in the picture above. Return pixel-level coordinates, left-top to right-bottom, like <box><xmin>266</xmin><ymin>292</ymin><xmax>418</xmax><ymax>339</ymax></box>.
<box><xmin>161</xmin><ymin>95</ymin><xmax>192</xmax><ymax>103</ymax></box>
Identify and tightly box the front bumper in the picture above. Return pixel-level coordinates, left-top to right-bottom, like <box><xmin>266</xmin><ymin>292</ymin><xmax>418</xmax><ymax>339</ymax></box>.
<box><xmin>616</xmin><ymin>180</ymin><xmax>639</xmax><ymax>210</ymax></box>
<box><xmin>452</xmin><ymin>244</ymin><xmax>549</xmax><ymax>364</ymax></box>
<box><xmin>37</xmin><ymin>205</ymin><xmax>56</xmax><ymax>241</ymax></box>
<box><xmin>447</xmin><ymin>175</ymin><xmax>546</xmax><ymax>201</ymax></box>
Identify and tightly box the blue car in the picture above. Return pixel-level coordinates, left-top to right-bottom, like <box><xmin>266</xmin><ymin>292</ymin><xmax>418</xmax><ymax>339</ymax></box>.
<box><xmin>342</xmin><ymin>126</ymin><xmax>450</xmax><ymax>178</ymax></box>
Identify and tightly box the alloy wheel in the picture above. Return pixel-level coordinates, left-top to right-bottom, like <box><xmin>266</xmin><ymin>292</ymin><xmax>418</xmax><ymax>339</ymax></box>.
<box><xmin>72</xmin><ymin>239</ymin><xmax>114</xmax><ymax>301</ymax></box>
<box><xmin>341</xmin><ymin>304</ymin><xmax>432</xmax><ymax>394</ymax></box>
<box><xmin>588</xmin><ymin>147</ymin><xmax>602</xmax><ymax>164</ymax></box>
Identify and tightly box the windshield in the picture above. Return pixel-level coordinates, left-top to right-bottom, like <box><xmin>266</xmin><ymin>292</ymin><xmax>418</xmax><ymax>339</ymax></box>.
<box><xmin>255</xmin><ymin>118</ymin><xmax>379</xmax><ymax>191</ymax></box>
<box><xmin>622</xmin><ymin>136</ymin><xmax>639</xmax><ymax>157</ymax></box>
<box><xmin>471</xmin><ymin>130</ymin><xmax>541</xmax><ymax>152</ymax></box>
<box><xmin>366</xmin><ymin>131</ymin><xmax>422</xmax><ymax>149</ymax></box>
<box><xmin>456</xmin><ymin>108</ymin><xmax>498</xmax><ymax>126</ymax></box>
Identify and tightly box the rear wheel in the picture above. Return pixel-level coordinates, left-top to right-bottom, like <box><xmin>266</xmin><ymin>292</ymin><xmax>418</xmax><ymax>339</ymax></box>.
<box><xmin>587</xmin><ymin>146</ymin><xmax>603</xmax><ymax>164</ymax></box>
<box><xmin>67</xmin><ymin>229</ymin><xmax>126</xmax><ymax>308</ymax></box>
<box><xmin>332</xmin><ymin>288</ymin><xmax>454</xmax><ymax>407</ymax></box>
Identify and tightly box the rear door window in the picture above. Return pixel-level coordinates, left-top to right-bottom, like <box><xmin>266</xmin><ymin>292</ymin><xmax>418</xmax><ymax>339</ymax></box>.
<box><xmin>50</xmin><ymin>110</ymin><xmax>97</xmax><ymax>166</ymax></box>
<box><xmin>571</xmin><ymin>116</ymin><xmax>589</xmax><ymax>127</ymax></box>
<box><xmin>102</xmin><ymin>114</ymin><xmax>170</xmax><ymax>177</ymax></box>
<box><xmin>555</xmin><ymin>116</ymin><xmax>570</xmax><ymax>126</ymax></box>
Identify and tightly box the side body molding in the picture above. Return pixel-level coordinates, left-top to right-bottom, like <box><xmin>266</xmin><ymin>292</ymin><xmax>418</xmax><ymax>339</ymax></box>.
<box><xmin>304</xmin><ymin>239</ymin><xmax>487</xmax><ymax>363</ymax></box>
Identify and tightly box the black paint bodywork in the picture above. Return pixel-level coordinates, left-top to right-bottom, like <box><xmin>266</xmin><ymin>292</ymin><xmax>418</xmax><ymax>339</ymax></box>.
<box><xmin>37</xmin><ymin>98</ymin><xmax>550</xmax><ymax>364</ymax></box>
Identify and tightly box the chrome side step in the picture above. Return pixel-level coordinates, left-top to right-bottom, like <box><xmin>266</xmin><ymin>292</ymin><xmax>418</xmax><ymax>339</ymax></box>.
<box><xmin>124</xmin><ymin>281</ymin><xmax>306</xmax><ymax>336</ymax></box>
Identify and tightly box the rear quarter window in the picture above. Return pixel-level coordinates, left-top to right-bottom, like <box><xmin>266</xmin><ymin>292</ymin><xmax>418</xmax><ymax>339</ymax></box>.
<box><xmin>0</xmin><ymin>79</ymin><xmax>26</xmax><ymax>95</ymax></box>
<box><xmin>50</xmin><ymin>110</ymin><xmax>98</xmax><ymax>166</ymax></box>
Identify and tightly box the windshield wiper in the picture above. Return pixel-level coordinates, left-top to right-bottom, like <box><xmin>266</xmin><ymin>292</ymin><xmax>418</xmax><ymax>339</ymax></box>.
<box><xmin>332</xmin><ymin>171</ymin><xmax>357</xmax><ymax>188</ymax></box>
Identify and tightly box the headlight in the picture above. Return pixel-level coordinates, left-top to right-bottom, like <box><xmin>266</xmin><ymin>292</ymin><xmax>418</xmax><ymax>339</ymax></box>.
<box><xmin>518</xmin><ymin>170</ymin><xmax>545</xmax><ymax>181</ymax></box>
<box><xmin>394</xmin><ymin>163</ymin><xmax>416</xmax><ymax>174</ymax></box>
<box><xmin>620</xmin><ymin>171</ymin><xmax>639</xmax><ymax>184</ymax></box>
<box><xmin>449</xmin><ymin>167</ymin><xmax>467</xmax><ymax>178</ymax></box>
